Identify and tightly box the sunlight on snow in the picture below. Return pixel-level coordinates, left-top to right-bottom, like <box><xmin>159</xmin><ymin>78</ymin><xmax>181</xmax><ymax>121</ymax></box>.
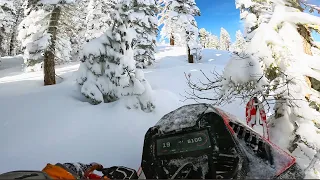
<box><xmin>0</xmin><ymin>64</ymin><xmax>79</xmax><ymax>84</ymax></box>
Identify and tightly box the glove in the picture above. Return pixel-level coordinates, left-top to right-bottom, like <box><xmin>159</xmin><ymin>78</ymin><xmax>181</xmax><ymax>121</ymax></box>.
<box><xmin>83</xmin><ymin>162</ymin><xmax>104</xmax><ymax>178</ymax></box>
<box><xmin>88</xmin><ymin>162</ymin><xmax>104</xmax><ymax>171</ymax></box>
<box><xmin>101</xmin><ymin>166</ymin><xmax>138</xmax><ymax>179</ymax></box>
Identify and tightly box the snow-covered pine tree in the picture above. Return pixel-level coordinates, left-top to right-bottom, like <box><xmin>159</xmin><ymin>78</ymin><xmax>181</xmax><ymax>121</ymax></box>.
<box><xmin>185</xmin><ymin>0</ymin><xmax>320</xmax><ymax>177</ymax></box>
<box><xmin>68</xmin><ymin>0</ymin><xmax>89</xmax><ymax>62</ymax></box>
<box><xmin>159</xmin><ymin>0</ymin><xmax>202</xmax><ymax>63</ymax></box>
<box><xmin>54</xmin><ymin>2</ymin><xmax>81</xmax><ymax>65</ymax></box>
<box><xmin>0</xmin><ymin>0</ymin><xmax>19</xmax><ymax>57</ymax></box>
<box><xmin>235</xmin><ymin>0</ymin><xmax>273</xmax><ymax>40</ymax></box>
<box><xmin>18</xmin><ymin>0</ymin><xmax>75</xmax><ymax>85</ymax></box>
<box><xmin>18</xmin><ymin>0</ymin><xmax>51</xmax><ymax>72</ymax></box>
<box><xmin>77</xmin><ymin>0</ymin><xmax>155</xmax><ymax>112</ymax></box>
<box><xmin>199</xmin><ymin>28</ymin><xmax>209</xmax><ymax>48</ymax></box>
<box><xmin>18</xmin><ymin>0</ymin><xmax>75</xmax><ymax>77</ymax></box>
<box><xmin>231</xmin><ymin>0</ymin><xmax>320</xmax><ymax>177</ymax></box>
<box><xmin>231</xmin><ymin>30</ymin><xmax>246</xmax><ymax>53</ymax></box>
<box><xmin>219</xmin><ymin>27</ymin><xmax>231</xmax><ymax>51</ymax></box>
<box><xmin>206</xmin><ymin>33</ymin><xmax>219</xmax><ymax>49</ymax></box>
<box><xmin>130</xmin><ymin>0</ymin><xmax>158</xmax><ymax>69</ymax></box>
<box><xmin>85</xmin><ymin>0</ymin><xmax>111</xmax><ymax>42</ymax></box>
<box><xmin>9</xmin><ymin>0</ymin><xmax>24</xmax><ymax>56</ymax></box>
<box><xmin>158</xmin><ymin>0</ymin><xmax>175</xmax><ymax>46</ymax></box>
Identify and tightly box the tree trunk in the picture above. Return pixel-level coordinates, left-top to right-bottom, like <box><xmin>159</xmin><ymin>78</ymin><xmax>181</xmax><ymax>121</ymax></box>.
<box><xmin>297</xmin><ymin>24</ymin><xmax>320</xmax><ymax>97</ymax></box>
<box><xmin>9</xmin><ymin>32</ymin><xmax>16</xmax><ymax>56</ymax></box>
<box><xmin>170</xmin><ymin>34</ymin><xmax>174</xmax><ymax>46</ymax></box>
<box><xmin>43</xmin><ymin>6</ymin><xmax>61</xmax><ymax>86</ymax></box>
<box><xmin>188</xmin><ymin>46</ymin><xmax>194</xmax><ymax>63</ymax></box>
<box><xmin>0</xmin><ymin>28</ymin><xmax>4</xmax><ymax>56</ymax></box>
<box><xmin>9</xmin><ymin>7</ymin><xmax>22</xmax><ymax>56</ymax></box>
<box><xmin>298</xmin><ymin>25</ymin><xmax>312</xmax><ymax>55</ymax></box>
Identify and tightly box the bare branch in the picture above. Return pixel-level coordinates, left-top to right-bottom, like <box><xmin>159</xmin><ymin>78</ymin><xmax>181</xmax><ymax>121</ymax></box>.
<box><xmin>183</xmin><ymin>52</ymin><xmax>306</xmax><ymax>115</ymax></box>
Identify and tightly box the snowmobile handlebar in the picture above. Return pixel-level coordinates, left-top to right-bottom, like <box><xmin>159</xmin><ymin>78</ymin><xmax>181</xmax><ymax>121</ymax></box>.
<box><xmin>96</xmin><ymin>166</ymin><xmax>138</xmax><ymax>179</ymax></box>
<box><xmin>85</xmin><ymin>163</ymin><xmax>199</xmax><ymax>180</ymax></box>
<box><xmin>170</xmin><ymin>162</ymin><xmax>197</xmax><ymax>179</ymax></box>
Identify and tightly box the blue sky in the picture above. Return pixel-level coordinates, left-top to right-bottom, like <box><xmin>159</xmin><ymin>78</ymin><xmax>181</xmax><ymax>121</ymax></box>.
<box><xmin>194</xmin><ymin>0</ymin><xmax>320</xmax><ymax>42</ymax></box>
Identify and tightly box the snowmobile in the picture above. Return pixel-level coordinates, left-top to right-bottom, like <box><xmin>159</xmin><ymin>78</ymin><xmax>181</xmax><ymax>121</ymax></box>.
<box><xmin>137</xmin><ymin>103</ymin><xmax>305</xmax><ymax>179</ymax></box>
<box><xmin>0</xmin><ymin>103</ymin><xmax>305</xmax><ymax>179</ymax></box>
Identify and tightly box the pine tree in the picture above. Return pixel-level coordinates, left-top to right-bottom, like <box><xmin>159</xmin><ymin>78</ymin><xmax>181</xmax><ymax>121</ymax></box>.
<box><xmin>0</xmin><ymin>0</ymin><xmax>19</xmax><ymax>57</ymax></box>
<box><xmin>219</xmin><ymin>27</ymin><xmax>231</xmax><ymax>51</ymax></box>
<box><xmin>207</xmin><ymin>33</ymin><xmax>219</xmax><ymax>49</ymax></box>
<box><xmin>232</xmin><ymin>0</ymin><xmax>320</xmax><ymax>177</ymax></box>
<box><xmin>54</xmin><ymin>2</ymin><xmax>80</xmax><ymax>65</ymax></box>
<box><xmin>130</xmin><ymin>0</ymin><xmax>158</xmax><ymax>69</ymax></box>
<box><xmin>159</xmin><ymin>0</ymin><xmax>202</xmax><ymax>63</ymax></box>
<box><xmin>199</xmin><ymin>28</ymin><xmax>208</xmax><ymax>48</ymax></box>
<box><xmin>85</xmin><ymin>0</ymin><xmax>111</xmax><ymax>41</ymax></box>
<box><xmin>69</xmin><ymin>0</ymin><xmax>89</xmax><ymax>61</ymax></box>
<box><xmin>235</xmin><ymin>0</ymin><xmax>273</xmax><ymax>40</ymax></box>
<box><xmin>18</xmin><ymin>0</ymin><xmax>75</xmax><ymax>85</ymax></box>
<box><xmin>231</xmin><ymin>30</ymin><xmax>246</xmax><ymax>53</ymax></box>
<box><xmin>77</xmin><ymin>0</ymin><xmax>155</xmax><ymax>112</ymax></box>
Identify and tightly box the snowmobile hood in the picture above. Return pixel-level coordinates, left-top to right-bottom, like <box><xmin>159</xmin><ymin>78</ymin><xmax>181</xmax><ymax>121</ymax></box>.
<box><xmin>141</xmin><ymin>103</ymin><xmax>304</xmax><ymax>179</ymax></box>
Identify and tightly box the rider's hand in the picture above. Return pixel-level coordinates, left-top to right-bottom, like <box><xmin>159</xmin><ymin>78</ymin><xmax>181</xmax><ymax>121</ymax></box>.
<box><xmin>83</xmin><ymin>162</ymin><xmax>104</xmax><ymax>178</ymax></box>
<box><xmin>89</xmin><ymin>162</ymin><xmax>103</xmax><ymax>171</ymax></box>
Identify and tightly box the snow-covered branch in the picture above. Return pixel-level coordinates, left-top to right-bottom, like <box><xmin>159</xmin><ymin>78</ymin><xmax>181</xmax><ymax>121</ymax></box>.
<box><xmin>299</xmin><ymin>0</ymin><xmax>320</xmax><ymax>14</ymax></box>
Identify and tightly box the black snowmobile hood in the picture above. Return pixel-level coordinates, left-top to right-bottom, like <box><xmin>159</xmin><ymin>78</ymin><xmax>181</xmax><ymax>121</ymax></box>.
<box><xmin>150</xmin><ymin>103</ymin><xmax>305</xmax><ymax>179</ymax></box>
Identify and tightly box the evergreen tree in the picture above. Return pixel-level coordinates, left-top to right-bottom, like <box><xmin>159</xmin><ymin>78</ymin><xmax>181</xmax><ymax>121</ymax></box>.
<box><xmin>77</xmin><ymin>0</ymin><xmax>155</xmax><ymax>112</ymax></box>
<box><xmin>219</xmin><ymin>27</ymin><xmax>231</xmax><ymax>51</ymax></box>
<box><xmin>0</xmin><ymin>0</ymin><xmax>19</xmax><ymax>57</ymax></box>
<box><xmin>233</xmin><ymin>0</ymin><xmax>320</xmax><ymax>177</ymax></box>
<box><xmin>207</xmin><ymin>33</ymin><xmax>219</xmax><ymax>49</ymax></box>
<box><xmin>69</xmin><ymin>0</ymin><xmax>89</xmax><ymax>61</ymax></box>
<box><xmin>231</xmin><ymin>30</ymin><xmax>246</xmax><ymax>53</ymax></box>
<box><xmin>18</xmin><ymin>0</ymin><xmax>75</xmax><ymax>71</ymax></box>
<box><xmin>159</xmin><ymin>0</ymin><xmax>202</xmax><ymax>63</ymax></box>
<box><xmin>130</xmin><ymin>0</ymin><xmax>158</xmax><ymax>69</ymax></box>
<box><xmin>18</xmin><ymin>0</ymin><xmax>75</xmax><ymax>85</ymax></box>
<box><xmin>85</xmin><ymin>0</ymin><xmax>111</xmax><ymax>41</ymax></box>
<box><xmin>199</xmin><ymin>28</ymin><xmax>208</xmax><ymax>48</ymax></box>
<box><xmin>235</xmin><ymin>0</ymin><xmax>273</xmax><ymax>40</ymax></box>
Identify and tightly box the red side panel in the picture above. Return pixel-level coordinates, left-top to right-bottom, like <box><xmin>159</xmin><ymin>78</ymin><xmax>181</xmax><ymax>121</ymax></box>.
<box><xmin>87</xmin><ymin>173</ymin><xmax>102</xmax><ymax>179</ymax></box>
<box><xmin>215</xmin><ymin>108</ymin><xmax>296</xmax><ymax>177</ymax></box>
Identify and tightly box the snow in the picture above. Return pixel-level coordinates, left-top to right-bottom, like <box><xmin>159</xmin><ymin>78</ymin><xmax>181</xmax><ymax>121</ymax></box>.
<box><xmin>0</xmin><ymin>45</ymin><xmax>246</xmax><ymax>173</ymax></box>
<box><xmin>155</xmin><ymin>103</ymin><xmax>302</xmax><ymax>178</ymax></box>
<box><xmin>39</xmin><ymin>0</ymin><xmax>75</xmax><ymax>4</ymax></box>
<box><xmin>233</xmin><ymin>0</ymin><xmax>320</xmax><ymax>178</ymax></box>
<box><xmin>159</xmin><ymin>0</ymin><xmax>202</xmax><ymax>61</ymax></box>
<box><xmin>156</xmin><ymin>103</ymin><xmax>211</xmax><ymax>132</ymax></box>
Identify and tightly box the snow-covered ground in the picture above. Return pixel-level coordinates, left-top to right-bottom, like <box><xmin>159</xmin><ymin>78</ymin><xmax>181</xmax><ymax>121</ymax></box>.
<box><xmin>0</xmin><ymin>45</ymin><xmax>245</xmax><ymax>173</ymax></box>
